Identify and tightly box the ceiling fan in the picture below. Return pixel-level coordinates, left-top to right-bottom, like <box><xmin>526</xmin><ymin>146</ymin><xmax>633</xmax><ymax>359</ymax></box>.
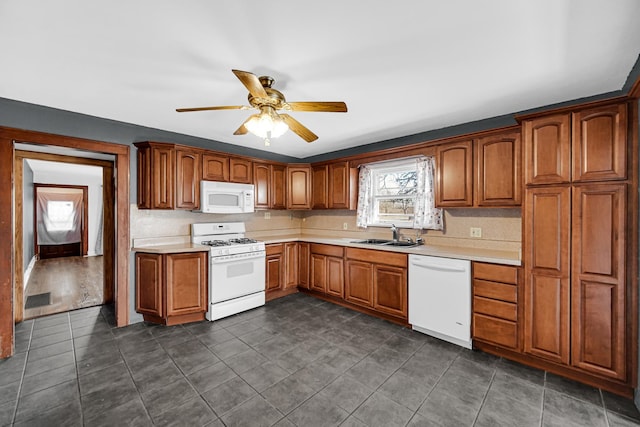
<box><xmin>177</xmin><ymin>69</ymin><xmax>347</xmax><ymax>145</ymax></box>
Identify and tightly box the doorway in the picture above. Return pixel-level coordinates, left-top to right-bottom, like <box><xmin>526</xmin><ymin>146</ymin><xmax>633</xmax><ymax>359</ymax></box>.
<box><xmin>0</xmin><ymin>126</ymin><xmax>130</xmax><ymax>358</ymax></box>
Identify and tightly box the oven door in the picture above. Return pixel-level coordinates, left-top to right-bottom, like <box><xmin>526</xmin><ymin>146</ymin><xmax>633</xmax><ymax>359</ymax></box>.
<box><xmin>209</xmin><ymin>251</ymin><xmax>266</xmax><ymax>303</ymax></box>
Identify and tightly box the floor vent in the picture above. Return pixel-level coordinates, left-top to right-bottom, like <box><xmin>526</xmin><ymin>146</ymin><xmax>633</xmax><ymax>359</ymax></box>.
<box><xmin>25</xmin><ymin>292</ymin><xmax>51</xmax><ymax>308</ymax></box>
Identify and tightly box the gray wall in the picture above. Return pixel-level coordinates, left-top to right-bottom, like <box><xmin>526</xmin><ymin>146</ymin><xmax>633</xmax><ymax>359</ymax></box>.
<box><xmin>22</xmin><ymin>161</ymin><xmax>34</xmax><ymax>271</ymax></box>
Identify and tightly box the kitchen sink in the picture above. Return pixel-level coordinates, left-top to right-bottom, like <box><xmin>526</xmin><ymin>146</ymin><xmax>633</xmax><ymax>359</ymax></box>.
<box><xmin>352</xmin><ymin>239</ymin><xmax>419</xmax><ymax>248</ymax></box>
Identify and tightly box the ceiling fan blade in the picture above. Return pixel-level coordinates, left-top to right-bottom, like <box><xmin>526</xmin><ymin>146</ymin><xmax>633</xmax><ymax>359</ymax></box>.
<box><xmin>232</xmin><ymin>69</ymin><xmax>268</xmax><ymax>98</ymax></box>
<box><xmin>233</xmin><ymin>116</ymin><xmax>253</xmax><ymax>135</ymax></box>
<box><xmin>286</xmin><ymin>102</ymin><xmax>347</xmax><ymax>113</ymax></box>
<box><xmin>280</xmin><ymin>114</ymin><xmax>318</xmax><ymax>143</ymax></box>
<box><xmin>176</xmin><ymin>105</ymin><xmax>245</xmax><ymax>112</ymax></box>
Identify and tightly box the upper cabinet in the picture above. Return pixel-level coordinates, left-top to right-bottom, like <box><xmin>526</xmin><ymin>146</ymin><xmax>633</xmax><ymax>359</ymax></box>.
<box><xmin>436</xmin><ymin>130</ymin><xmax>520</xmax><ymax>208</ymax></box>
<box><xmin>135</xmin><ymin>142</ymin><xmax>181</xmax><ymax>210</ymax></box>
<box><xmin>523</xmin><ymin>102</ymin><xmax>628</xmax><ymax>186</ymax></box>
<box><xmin>572</xmin><ymin>103</ymin><xmax>627</xmax><ymax>182</ymax></box>
<box><xmin>202</xmin><ymin>153</ymin><xmax>230</xmax><ymax>182</ymax></box>
<box><xmin>523</xmin><ymin>113</ymin><xmax>571</xmax><ymax>185</ymax></box>
<box><xmin>475</xmin><ymin>130</ymin><xmax>521</xmax><ymax>207</ymax></box>
<box><xmin>229</xmin><ymin>157</ymin><xmax>253</xmax><ymax>184</ymax></box>
<box><xmin>312</xmin><ymin>161</ymin><xmax>358</xmax><ymax>210</ymax></box>
<box><xmin>253</xmin><ymin>162</ymin><xmax>286</xmax><ymax>210</ymax></box>
<box><xmin>287</xmin><ymin>165</ymin><xmax>312</xmax><ymax>210</ymax></box>
<box><xmin>175</xmin><ymin>148</ymin><xmax>201</xmax><ymax>210</ymax></box>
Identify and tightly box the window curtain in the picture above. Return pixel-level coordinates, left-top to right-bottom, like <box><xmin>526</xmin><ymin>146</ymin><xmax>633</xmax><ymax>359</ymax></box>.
<box><xmin>37</xmin><ymin>191</ymin><xmax>83</xmax><ymax>245</ymax></box>
<box><xmin>414</xmin><ymin>157</ymin><xmax>443</xmax><ymax>230</ymax></box>
<box><xmin>356</xmin><ymin>165</ymin><xmax>373</xmax><ymax>228</ymax></box>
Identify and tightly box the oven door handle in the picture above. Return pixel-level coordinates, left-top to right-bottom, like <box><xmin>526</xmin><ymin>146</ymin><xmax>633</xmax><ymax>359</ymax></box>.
<box><xmin>210</xmin><ymin>251</ymin><xmax>266</xmax><ymax>263</ymax></box>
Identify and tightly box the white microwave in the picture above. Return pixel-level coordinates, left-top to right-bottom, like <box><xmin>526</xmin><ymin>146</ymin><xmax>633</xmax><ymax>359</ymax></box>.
<box><xmin>198</xmin><ymin>181</ymin><xmax>255</xmax><ymax>214</ymax></box>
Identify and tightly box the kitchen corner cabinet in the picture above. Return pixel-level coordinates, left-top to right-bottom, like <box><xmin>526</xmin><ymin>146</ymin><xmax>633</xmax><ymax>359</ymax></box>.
<box><xmin>287</xmin><ymin>165</ymin><xmax>312</xmax><ymax>209</ymax></box>
<box><xmin>311</xmin><ymin>161</ymin><xmax>358</xmax><ymax>210</ymax></box>
<box><xmin>135</xmin><ymin>141</ymin><xmax>201</xmax><ymax>210</ymax></box>
<box><xmin>345</xmin><ymin>248</ymin><xmax>408</xmax><ymax>320</ymax></box>
<box><xmin>310</xmin><ymin>244</ymin><xmax>344</xmax><ymax>297</ymax></box>
<box><xmin>297</xmin><ymin>242</ymin><xmax>310</xmax><ymax>289</ymax></box>
<box><xmin>265</xmin><ymin>242</ymin><xmax>300</xmax><ymax>300</ymax></box>
<box><xmin>472</xmin><ymin>262</ymin><xmax>521</xmax><ymax>351</ymax></box>
<box><xmin>135</xmin><ymin>251</ymin><xmax>207</xmax><ymax>325</ymax></box>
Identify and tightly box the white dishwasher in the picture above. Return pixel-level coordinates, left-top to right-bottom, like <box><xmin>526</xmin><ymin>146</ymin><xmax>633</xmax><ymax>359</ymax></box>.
<box><xmin>408</xmin><ymin>254</ymin><xmax>472</xmax><ymax>349</ymax></box>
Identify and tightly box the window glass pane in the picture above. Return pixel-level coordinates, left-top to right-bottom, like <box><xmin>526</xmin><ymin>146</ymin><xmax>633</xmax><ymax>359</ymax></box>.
<box><xmin>374</xmin><ymin>170</ymin><xmax>417</xmax><ymax>196</ymax></box>
<box><xmin>47</xmin><ymin>200</ymin><xmax>75</xmax><ymax>231</ymax></box>
<box><xmin>374</xmin><ymin>198</ymin><xmax>415</xmax><ymax>224</ymax></box>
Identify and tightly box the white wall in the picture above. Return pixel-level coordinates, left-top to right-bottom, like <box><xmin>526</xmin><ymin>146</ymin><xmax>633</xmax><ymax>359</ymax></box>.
<box><xmin>32</xmin><ymin>164</ymin><xmax>103</xmax><ymax>256</ymax></box>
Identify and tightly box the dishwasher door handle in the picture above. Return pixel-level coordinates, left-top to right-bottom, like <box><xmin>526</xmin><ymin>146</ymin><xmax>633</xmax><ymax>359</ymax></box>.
<box><xmin>410</xmin><ymin>261</ymin><xmax>467</xmax><ymax>273</ymax></box>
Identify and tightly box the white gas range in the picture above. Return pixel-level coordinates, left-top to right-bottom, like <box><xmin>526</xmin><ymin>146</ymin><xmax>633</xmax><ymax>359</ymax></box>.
<box><xmin>191</xmin><ymin>222</ymin><xmax>266</xmax><ymax>321</ymax></box>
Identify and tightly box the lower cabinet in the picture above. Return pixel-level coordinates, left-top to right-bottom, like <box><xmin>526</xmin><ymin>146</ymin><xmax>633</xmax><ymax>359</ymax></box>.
<box><xmin>135</xmin><ymin>251</ymin><xmax>208</xmax><ymax>325</ymax></box>
<box><xmin>310</xmin><ymin>244</ymin><xmax>344</xmax><ymax>298</ymax></box>
<box><xmin>345</xmin><ymin>248</ymin><xmax>408</xmax><ymax>321</ymax></box>
<box><xmin>265</xmin><ymin>242</ymin><xmax>301</xmax><ymax>300</ymax></box>
<box><xmin>472</xmin><ymin>262</ymin><xmax>521</xmax><ymax>350</ymax></box>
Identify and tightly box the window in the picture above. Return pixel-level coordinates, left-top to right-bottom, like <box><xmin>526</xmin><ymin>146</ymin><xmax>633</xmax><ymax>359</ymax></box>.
<box><xmin>47</xmin><ymin>200</ymin><xmax>75</xmax><ymax>231</ymax></box>
<box><xmin>356</xmin><ymin>156</ymin><xmax>443</xmax><ymax>230</ymax></box>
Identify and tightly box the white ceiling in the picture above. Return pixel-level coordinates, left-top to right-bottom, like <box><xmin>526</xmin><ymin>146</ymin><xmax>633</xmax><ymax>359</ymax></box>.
<box><xmin>1</xmin><ymin>1</ymin><xmax>639</xmax><ymax>159</ymax></box>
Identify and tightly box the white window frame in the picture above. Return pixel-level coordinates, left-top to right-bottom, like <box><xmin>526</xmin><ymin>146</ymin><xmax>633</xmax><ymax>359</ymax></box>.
<box><xmin>367</xmin><ymin>159</ymin><xmax>418</xmax><ymax>228</ymax></box>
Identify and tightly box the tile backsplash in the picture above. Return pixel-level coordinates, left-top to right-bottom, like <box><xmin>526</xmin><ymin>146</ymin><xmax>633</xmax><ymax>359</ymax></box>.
<box><xmin>131</xmin><ymin>205</ymin><xmax>521</xmax><ymax>252</ymax></box>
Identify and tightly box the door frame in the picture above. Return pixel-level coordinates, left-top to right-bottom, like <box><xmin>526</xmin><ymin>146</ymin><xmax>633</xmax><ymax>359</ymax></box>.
<box><xmin>33</xmin><ymin>183</ymin><xmax>89</xmax><ymax>258</ymax></box>
<box><xmin>1</xmin><ymin>126</ymin><xmax>130</xmax><ymax>358</ymax></box>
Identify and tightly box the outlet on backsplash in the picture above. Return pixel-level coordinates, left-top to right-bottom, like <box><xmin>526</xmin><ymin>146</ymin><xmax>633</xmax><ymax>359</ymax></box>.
<box><xmin>343</xmin><ymin>223</ymin><xmax>348</xmax><ymax>230</ymax></box>
<box><xmin>470</xmin><ymin>227</ymin><xmax>482</xmax><ymax>238</ymax></box>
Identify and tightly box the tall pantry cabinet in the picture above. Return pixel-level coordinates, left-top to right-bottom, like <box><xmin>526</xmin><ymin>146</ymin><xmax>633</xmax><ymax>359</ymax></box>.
<box><xmin>522</xmin><ymin>101</ymin><xmax>635</xmax><ymax>390</ymax></box>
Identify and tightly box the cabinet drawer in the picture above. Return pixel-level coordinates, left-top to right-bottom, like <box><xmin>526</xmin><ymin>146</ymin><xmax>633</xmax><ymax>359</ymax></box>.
<box><xmin>473</xmin><ymin>313</ymin><xmax>518</xmax><ymax>349</ymax></box>
<box><xmin>266</xmin><ymin>243</ymin><xmax>284</xmax><ymax>255</ymax></box>
<box><xmin>473</xmin><ymin>279</ymin><xmax>517</xmax><ymax>303</ymax></box>
<box><xmin>345</xmin><ymin>247</ymin><xmax>407</xmax><ymax>268</ymax></box>
<box><xmin>473</xmin><ymin>296</ymin><xmax>517</xmax><ymax>321</ymax></box>
<box><xmin>310</xmin><ymin>244</ymin><xmax>344</xmax><ymax>258</ymax></box>
<box><xmin>473</xmin><ymin>262</ymin><xmax>518</xmax><ymax>285</ymax></box>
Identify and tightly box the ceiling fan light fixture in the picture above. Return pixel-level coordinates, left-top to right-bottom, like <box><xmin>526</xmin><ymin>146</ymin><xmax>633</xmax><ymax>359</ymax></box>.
<box><xmin>245</xmin><ymin>106</ymin><xmax>289</xmax><ymax>142</ymax></box>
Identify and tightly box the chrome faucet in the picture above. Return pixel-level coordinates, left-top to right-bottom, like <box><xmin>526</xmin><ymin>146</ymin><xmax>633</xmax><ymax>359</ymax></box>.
<box><xmin>391</xmin><ymin>224</ymin><xmax>399</xmax><ymax>241</ymax></box>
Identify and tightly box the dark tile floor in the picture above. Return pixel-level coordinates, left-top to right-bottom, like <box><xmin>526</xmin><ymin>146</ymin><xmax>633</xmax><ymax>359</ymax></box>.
<box><xmin>2</xmin><ymin>293</ymin><xmax>640</xmax><ymax>427</ymax></box>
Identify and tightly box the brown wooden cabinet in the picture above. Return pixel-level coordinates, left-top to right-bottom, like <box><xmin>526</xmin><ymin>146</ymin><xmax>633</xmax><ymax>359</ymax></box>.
<box><xmin>311</xmin><ymin>161</ymin><xmax>357</xmax><ymax>210</ymax></box>
<box><xmin>135</xmin><ymin>142</ymin><xmax>175</xmax><ymax>209</ymax></box>
<box><xmin>310</xmin><ymin>244</ymin><xmax>344</xmax><ymax>297</ymax></box>
<box><xmin>472</xmin><ymin>262</ymin><xmax>521</xmax><ymax>351</ymax></box>
<box><xmin>254</xmin><ymin>162</ymin><xmax>286</xmax><ymax>210</ymax></box>
<box><xmin>475</xmin><ymin>131</ymin><xmax>521</xmax><ymax>206</ymax></box>
<box><xmin>345</xmin><ymin>247</ymin><xmax>407</xmax><ymax>321</ymax></box>
<box><xmin>572</xmin><ymin>104</ymin><xmax>627</xmax><ymax>182</ymax></box>
<box><xmin>135</xmin><ymin>251</ymin><xmax>208</xmax><ymax>325</ymax></box>
<box><xmin>436</xmin><ymin>139</ymin><xmax>473</xmax><ymax>207</ymax></box>
<box><xmin>571</xmin><ymin>183</ymin><xmax>626</xmax><ymax>380</ymax></box>
<box><xmin>175</xmin><ymin>148</ymin><xmax>201</xmax><ymax>210</ymax></box>
<box><xmin>230</xmin><ymin>157</ymin><xmax>252</xmax><ymax>183</ymax></box>
<box><xmin>287</xmin><ymin>165</ymin><xmax>312</xmax><ymax>209</ymax></box>
<box><xmin>265</xmin><ymin>242</ymin><xmax>300</xmax><ymax>300</ymax></box>
<box><xmin>298</xmin><ymin>242</ymin><xmax>310</xmax><ymax>289</ymax></box>
<box><xmin>202</xmin><ymin>153</ymin><xmax>230</xmax><ymax>181</ymax></box>
<box><xmin>523</xmin><ymin>113</ymin><xmax>571</xmax><ymax>185</ymax></box>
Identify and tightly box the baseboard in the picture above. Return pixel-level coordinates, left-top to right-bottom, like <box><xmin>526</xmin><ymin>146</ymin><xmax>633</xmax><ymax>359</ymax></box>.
<box><xmin>23</xmin><ymin>255</ymin><xmax>36</xmax><ymax>291</ymax></box>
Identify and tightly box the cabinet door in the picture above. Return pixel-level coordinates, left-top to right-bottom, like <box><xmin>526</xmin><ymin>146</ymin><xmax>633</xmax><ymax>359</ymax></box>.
<box><xmin>572</xmin><ymin>103</ymin><xmax>627</xmax><ymax>182</ymax></box>
<box><xmin>271</xmin><ymin>164</ymin><xmax>286</xmax><ymax>209</ymax></box>
<box><xmin>312</xmin><ymin>165</ymin><xmax>329</xmax><ymax>209</ymax></box>
<box><xmin>310</xmin><ymin>254</ymin><xmax>327</xmax><ymax>293</ymax></box>
<box><xmin>230</xmin><ymin>158</ymin><xmax>252</xmax><ymax>183</ymax></box>
<box><xmin>287</xmin><ymin>165</ymin><xmax>312</xmax><ymax>209</ymax></box>
<box><xmin>298</xmin><ymin>242</ymin><xmax>310</xmax><ymax>289</ymax></box>
<box><xmin>326</xmin><ymin>256</ymin><xmax>344</xmax><ymax>298</ymax></box>
<box><xmin>523</xmin><ymin>114</ymin><xmax>571</xmax><ymax>185</ymax></box>
<box><xmin>373</xmin><ymin>265</ymin><xmax>407</xmax><ymax>318</ymax></box>
<box><xmin>151</xmin><ymin>145</ymin><xmax>175</xmax><ymax>209</ymax></box>
<box><xmin>202</xmin><ymin>154</ymin><xmax>229</xmax><ymax>181</ymax></box>
<box><xmin>524</xmin><ymin>186</ymin><xmax>571</xmax><ymax>364</ymax></box>
<box><xmin>476</xmin><ymin>131</ymin><xmax>521</xmax><ymax>206</ymax></box>
<box><xmin>253</xmin><ymin>163</ymin><xmax>271</xmax><ymax>209</ymax></box>
<box><xmin>266</xmin><ymin>253</ymin><xmax>284</xmax><ymax>292</ymax></box>
<box><xmin>345</xmin><ymin>260</ymin><xmax>373</xmax><ymax>307</ymax></box>
<box><xmin>136</xmin><ymin>145</ymin><xmax>151</xmax><ymax>209</ymax></box>
<box><xmin>135</xmin><ymin>253</ymin><xmax>163</xmax><ymax>317</ymax></box>
<box><xmin>284</xmin><ymin>242</ymin><xmax>298</xmax><ymax>289</ymax></box>
<box><xmin>328</xmin><ymin>161</ymin><xmax>356</xmax><ymax>209</ymax></box>
<box><xmin>175</xmin><ymin>149</ymin><xmax>201</xmax><ymax>210</ymax></box>
<box><xmin>436</xmin><ymin>140</ymin><xmax>473</xmax><ymax>207</ymax></box>
<box><xmin>571</xmin><ymin>183</ymin><xmax>626</xmax><ymax>380</ymax></box>
<box><xmin>165</xmin><ymin>252</ymin><xmax>207</xmax><ymax>316</ymax></box>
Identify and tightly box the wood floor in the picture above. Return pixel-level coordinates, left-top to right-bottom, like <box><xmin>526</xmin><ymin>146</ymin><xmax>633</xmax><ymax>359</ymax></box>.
<box><xmin>24</xmin><ymin>255</ymin><xmax>104</xmax><ymax>319</ymax></box>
